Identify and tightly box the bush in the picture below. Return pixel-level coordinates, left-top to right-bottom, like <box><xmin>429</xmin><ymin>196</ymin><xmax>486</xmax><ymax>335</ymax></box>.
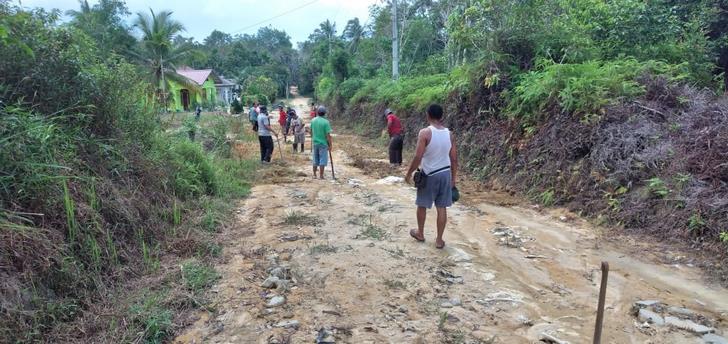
<box><xmin>241</xmin><ymin>93</ymin><xmax>269</xmax><ymax>106</ymax></box>
<box><xmin>316</xmin><ymin>76</ymin><xmax>336</xmax><ymax>101</ymax></box>
<box><xmin>231</xmin><ymin>98</ymin><xmax>243</xmax><ymax>114</ymax></box>
<box><xmin>337</xmin><ymin>78</ymin><xmax>365</xmax><ymax>101</ymax></box>
<box><xmin>165</xmin><ymin>139</ymin><xmax>217</xmax><ymax>199</ymax></box>
<box><xmin>242</xmin><ymin>75</ymin><xmax>277</xmax><ymax>104</ymax></box>
<box><xmin>507</xmin><ymin>58</ymin><xmax>687</xmax><ymax>123</ymax></box>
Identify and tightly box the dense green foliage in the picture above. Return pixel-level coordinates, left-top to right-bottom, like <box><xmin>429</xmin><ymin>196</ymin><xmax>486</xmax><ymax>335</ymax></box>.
<box><xmin>507</xmin><ymin>59</ymin><xmax>688</xmax><ymax>122</ymax></box>
<box><xmin>176</xmin><ymin>27</ymin><xmax>297</xmax><ymax>101</ymax></box>
<box><xmin>48</xmin><ymin>0</ymin><xmax>299</xmax><ymax>110</ymax></box>
<box><xmin>310</xmin><ymin>0</ymin><xmax>727</xmax><ymax>112</ymax></box>
<box><xmin>305</xmin><ymin>0</ymin><xmax>728</xmax><ymax>269</ymax></box>
<box><xmin>0</xmin><ymin>3</ymin><xmax>256</xmax><ymax>341</ymax></box>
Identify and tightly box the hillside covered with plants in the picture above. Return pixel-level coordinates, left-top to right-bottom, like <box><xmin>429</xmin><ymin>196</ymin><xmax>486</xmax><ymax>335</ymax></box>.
<box><xmin>0</xmin><ymin>2</ymin><xmax>264</xmax><ymax>342</ymax></box>
<box><xmin>305</xmin><ymin>0</ymin><xmax>728</xmax><ymax>276</ymax></box>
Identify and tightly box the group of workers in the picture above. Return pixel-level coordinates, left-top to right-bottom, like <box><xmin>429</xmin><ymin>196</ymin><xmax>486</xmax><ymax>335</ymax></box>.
<box><xmin>244</xmin><ymin>100</ymin><xmax>458</xmax><ymax>249</ymax></box>
<box><xmin>247</xmin><ymin>102</ymin><xmax>333</xmax><ymax>179</ymax></box>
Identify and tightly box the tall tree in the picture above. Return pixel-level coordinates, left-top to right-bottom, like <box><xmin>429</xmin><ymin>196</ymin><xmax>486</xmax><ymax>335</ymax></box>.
<box><xmin>67</xmin><ymin>0</ymin><xmax>135</xmax><ymax>55</ymax></box>
<box><xmin>133</xmin><ymin>9</ymin><xmax>197</xmax><ymax>110</ymax></box>
<box><xmin>312</xmin><ymin>19</ymin><xmax>337</xmax><ymax>54</ymax></box>
<box><xmin>342</xmin><ymin>18</ymin><xmax>364</xmax><ymax>53</ymax></box>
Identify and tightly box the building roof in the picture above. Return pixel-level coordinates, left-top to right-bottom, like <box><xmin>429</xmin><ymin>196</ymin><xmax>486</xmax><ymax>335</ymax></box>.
<box><xmin>176</xmin><ymin>66</ymin><xmax>218</xmax><ymax>85</ymax></box>
<box><xmin>218</xmin><ymin>76</ymin><xmax>236</xmax><ymax>87</ymax></box>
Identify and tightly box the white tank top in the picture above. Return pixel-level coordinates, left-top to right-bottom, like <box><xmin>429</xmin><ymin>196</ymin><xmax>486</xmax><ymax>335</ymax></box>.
<box><xmin>421</xmin><ymin>126</ymin><xmax>451</xmax><ymax>175</ymax></box>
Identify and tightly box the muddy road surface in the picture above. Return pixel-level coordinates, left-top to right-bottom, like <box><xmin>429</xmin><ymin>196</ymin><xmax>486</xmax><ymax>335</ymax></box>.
<box><xmin>175</xmin><ymin>98</ymin><xmax>728</xmax><ymax>343</ymax></box>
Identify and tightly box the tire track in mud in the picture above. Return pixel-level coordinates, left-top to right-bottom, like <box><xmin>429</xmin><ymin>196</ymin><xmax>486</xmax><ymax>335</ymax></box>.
<box><xmin>175</xmin><ymin>98</ymin><xmax>728</xmax><ymax>344</ymax></box>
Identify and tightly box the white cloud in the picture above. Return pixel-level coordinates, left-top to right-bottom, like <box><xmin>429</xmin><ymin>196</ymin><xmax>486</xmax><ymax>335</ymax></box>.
<box><xmin>17</xmin><ymin>0</ymin><xmax>379</xmax><ymax>43</ymax></box>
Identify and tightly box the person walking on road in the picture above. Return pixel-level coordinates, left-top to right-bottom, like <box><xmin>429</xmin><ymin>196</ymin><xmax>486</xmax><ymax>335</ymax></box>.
<box><xmin>277</xmin><ymin>105</ymin><xmax>287</xmax><ymax>142</ymax></box>
<box><xmin>286</xmin><ymin>106</ymin><xmax>295</xmax><ymax>137</ymax></box>
<box><xmin>310</xmin><ymin>106</ymin><xmax>333</xmax><ymax>179</ymax></box>
<box><xmin>290</xmin><ymin>111</ymin><xmax>305</xmax><ymax>153</ymax></box>
<box><xmin>195</xmin><ymin>105</ymin><xmax>202</xmax><ymax>121</ymax></box>
<box><xmin>249</xmin><ymin>102</ymin><xmax>258</xmax><ymax>131</ymax></box>
<box><xmin>257</xmin><ymin>105</ymin><xmax>278</xmax><ymax>163</ymax></box>
<box><xmin>405</xmin><ymin>104</ymin><xmax>458</xmax><ymax>249</ymax></box>
<box><xmin>385</xmin><ymin>108</ymin><xmax>404</xmax><ymax>167</ymax></box>
<box><xmin>310</xmin><ymin>103</ymin><xmax>317</xmax><ymax>119</ymax></box>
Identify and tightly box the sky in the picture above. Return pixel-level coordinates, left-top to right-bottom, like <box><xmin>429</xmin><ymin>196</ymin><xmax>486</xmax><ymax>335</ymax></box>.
<box><xmin>16</xmin><ymin>0</ymin><xmax>379</xmax><ymax>44</ymax></box>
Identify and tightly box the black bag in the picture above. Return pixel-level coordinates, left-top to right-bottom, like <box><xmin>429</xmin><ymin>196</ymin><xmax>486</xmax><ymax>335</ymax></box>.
<box><xmin>413</xmin><ymin>166</ymin><xmax>450</xmax><ymax>189</ymax></box>
<box><xmin>413</xmin><ymin>169</ymin><xmax>427</xmax><ymax>189</ymax></box>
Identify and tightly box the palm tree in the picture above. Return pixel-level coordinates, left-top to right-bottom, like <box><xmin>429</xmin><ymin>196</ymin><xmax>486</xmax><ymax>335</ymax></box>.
<box><xmin>312</xmin><ymin>20</ymin><xmax>337</xmax><ymax>54</ymax></box>
<box><xmin>342</xmin><ymin>18</ymin><xmax>364</xmax><ymax>53</ymax></box>
<box><xmin>133</xmin><ymin>9</ymin><xmax>198</xmax><ymax>111</ymax></box>
<box><xmin>66</xmin><ymin>0</ymin><xmax>92</xmax><ymax>20</ymax></box>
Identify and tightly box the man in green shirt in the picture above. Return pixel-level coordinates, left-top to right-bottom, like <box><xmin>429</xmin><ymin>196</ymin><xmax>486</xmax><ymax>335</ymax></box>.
<box><xmin>310</xmin><ymin>105</ymin><xmax>333</xmax><ymax>179</ymax></box>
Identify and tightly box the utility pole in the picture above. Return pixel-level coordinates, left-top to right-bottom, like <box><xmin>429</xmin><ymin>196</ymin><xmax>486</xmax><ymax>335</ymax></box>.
<box><xmin>392</xmin><ymin>0</ymin><xmax>399</xmax><ymax>80</ymax></box>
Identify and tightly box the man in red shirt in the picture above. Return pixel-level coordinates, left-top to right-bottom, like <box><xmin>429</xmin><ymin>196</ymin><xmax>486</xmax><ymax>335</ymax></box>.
<box><xmin>278</xmin><ymin>105</ymin><xmax>287</xmax><ymax>142</ymax></box>
<box><xmin>385</xmin><ymin>108</ymin><xmax>404</xmax><ymax>166</ymax></box>
<box><xmin>310</xmin><ymin>103</ymin><xmax>317</xmax><ymax>119</ymax></box>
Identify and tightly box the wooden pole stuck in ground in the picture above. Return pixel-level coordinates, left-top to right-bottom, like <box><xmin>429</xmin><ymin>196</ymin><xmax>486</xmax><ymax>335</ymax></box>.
<box><xmin>593</xmin><ymin>261</ymin><xmax>609</xmax><ymax>344</ymax></box>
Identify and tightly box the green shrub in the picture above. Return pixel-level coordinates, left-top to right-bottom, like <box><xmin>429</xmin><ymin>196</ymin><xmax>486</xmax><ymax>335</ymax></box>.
<box><xmin>202</xmin><ymin>117</ymin><xmax>231</xmax><ymax>156</ymax></box>
<box><xmin>165</xmin><ymin>139</ymin><xmax>217</xmax><ymax>199</ymax></box>
<box><xmin>349</xmin><ymin>74</ymin><xmax>451</xmax><ymax>110</ymax></box>
<box><xmin>212</xmin><ymin>156</ymin><xmax>256</xmax><ymax>198</ymax></box>
<box><xmin>688</xmin><ymin>213</ymin><xmax>706</xmax><ymax>233</ymax></box>
<box><xmin>338</xmin><ymin>78</ymin><xmax>365</xmax><ymax>101</ymax></box>
<box><xmin>242</xmin><ymin>75</ymin><xmax>277</xmax><ymax>104</ymax></box>
<box><xmin>507</xmin><ymin>58</ymin><xmax>686</xmax><ymax>122</ymax></box>
<box><xmin>646</xmin><ymin>177</ymin><xmax>670</xmax><ymax>198</ymax></box>
<box><xmin>316</xmin><ymin>76</ymin><xmax>336</xmax><ymax>101</ymax></box>
<box><xmin>240</xmin><ymin>93</ymin><xmax>270</xmax><ymax>106</ymax></box>
<box><xmin>349</xmin><ymin>78</ymin><xmax>381</xmax><ymax>104</ymax></box>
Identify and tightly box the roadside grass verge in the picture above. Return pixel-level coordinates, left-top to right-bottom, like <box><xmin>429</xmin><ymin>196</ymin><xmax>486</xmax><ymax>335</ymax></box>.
<box><xmin>181</xmin><ymin>259</ymin><xmax>221</xmax><ymax>296</ymax></box>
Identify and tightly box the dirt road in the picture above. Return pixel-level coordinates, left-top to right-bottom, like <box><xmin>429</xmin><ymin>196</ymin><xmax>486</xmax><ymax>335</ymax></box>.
<box><xmin>175</xmin><ymin>98</ymin><xmax>728</xmax><ymax>343</ymax></box>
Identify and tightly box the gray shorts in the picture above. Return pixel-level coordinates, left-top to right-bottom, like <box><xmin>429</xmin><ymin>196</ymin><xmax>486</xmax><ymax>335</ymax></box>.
<box><xmin>416</xmin><ymin>170</ymin><xmax>453</xmax><ymax>209</ymax></box>
<box><xmin>294</xmin><ymin>133</ymin><xmax>305</xmax><ymax>144</ymax></box>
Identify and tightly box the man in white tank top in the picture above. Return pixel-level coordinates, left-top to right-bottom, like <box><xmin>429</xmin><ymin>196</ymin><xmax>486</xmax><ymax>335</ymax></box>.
<box><xmin>405</xmin><ymin>104</ymin><xmax>459</xmax><ymax>249</ymax></box>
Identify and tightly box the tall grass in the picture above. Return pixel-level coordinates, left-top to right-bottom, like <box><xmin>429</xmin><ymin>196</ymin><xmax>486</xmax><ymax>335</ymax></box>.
<box><xmin>62</xmin><ymin>180</ymin><xmax>77</xmax><ymax>243</ymax></box>
<box><xmin>0</xmin><ymin>6</ymin><xmax>261</xmax><ymax>341</ymax></box>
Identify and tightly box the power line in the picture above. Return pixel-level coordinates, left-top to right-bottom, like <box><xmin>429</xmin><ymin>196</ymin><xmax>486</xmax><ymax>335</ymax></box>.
<box><xmin>229</xmin><ymin>0</ymin><xmax>320</xmax><ymax>35</ymax></box>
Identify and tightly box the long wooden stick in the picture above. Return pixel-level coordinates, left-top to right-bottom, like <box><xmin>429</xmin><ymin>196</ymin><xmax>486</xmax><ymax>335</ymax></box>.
<box><xmin>329</xmin><ymin>149</ymin><xmax>336</xmax><ymax>180</ymax></box>
<box><xmin>593</xmin><ymin>261</ymin><xmax>609</xmax><ymax>344</ymax></box>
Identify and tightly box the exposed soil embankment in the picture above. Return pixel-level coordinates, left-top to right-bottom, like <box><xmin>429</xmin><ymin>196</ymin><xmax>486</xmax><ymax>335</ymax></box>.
<box><xmin>330</xmin><ymin>75</ymin><xmax>728</xmax><ymax>283</ymax></box>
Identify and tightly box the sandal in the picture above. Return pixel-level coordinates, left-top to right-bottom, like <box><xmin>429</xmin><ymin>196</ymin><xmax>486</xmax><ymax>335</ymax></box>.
<box><xmin>409</xmin><ymin>229</ymin><xmax>425</xmax><ymax>242</ymax></box>
<box><xmin>435</xmin><ymin>240</ymin><xmax>445</xmax><ymax>249</ymax></box>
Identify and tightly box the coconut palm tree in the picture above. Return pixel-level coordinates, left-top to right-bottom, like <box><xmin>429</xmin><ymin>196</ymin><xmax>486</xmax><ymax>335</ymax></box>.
<box><xmin>342</xmin><ymin>18</ymin><xmax>363</xmax><ymax>54</ymax></box>
<box><xmin>66</xmin><ymin>0</ymin><xmax>92</xmax><ymax>21</ymax></box>
<box><xmin>133</xmin><ymin>9</ymin><xmax>198</xmax><ymax>111</ymax></box>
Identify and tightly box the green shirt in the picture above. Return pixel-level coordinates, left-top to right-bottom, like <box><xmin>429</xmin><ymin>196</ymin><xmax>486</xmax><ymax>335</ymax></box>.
<box><xmin>310</xmin><ymin>116</ymin><xmax>332</xmax><ymax>147</ymax></box>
